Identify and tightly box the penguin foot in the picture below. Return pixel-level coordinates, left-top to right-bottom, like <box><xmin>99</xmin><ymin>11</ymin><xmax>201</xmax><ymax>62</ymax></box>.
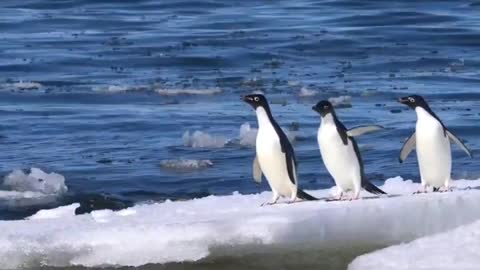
<box><xmin>261</xmin><ymin>201</ymin><xmax>277</xmax><ymax>207</ymax></box>
<box><xmin>439</xmin><ymin>187</ymin><xmax>453</xmax><ymax>193</ymax></box>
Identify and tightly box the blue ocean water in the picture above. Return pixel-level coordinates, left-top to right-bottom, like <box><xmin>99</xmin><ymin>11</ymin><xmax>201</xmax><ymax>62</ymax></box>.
<box><xmin>1</xmin><ymin>0</ymin><xmax>480</xmax><ymax>220</ymax></box>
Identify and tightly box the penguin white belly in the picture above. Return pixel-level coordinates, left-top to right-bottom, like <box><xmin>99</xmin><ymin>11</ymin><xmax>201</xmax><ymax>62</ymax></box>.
<box><xmin>256</xmin><ymin>127</ymin><xmax>296</xmax><ymax>197</ymax></box>
<box><xmin>318</xmin><ymin>125</ymin><xmax>360</xmax><ymax>192</ymax></box>
<box><xmin>416</xmin><ymin>116</ymin><xmax>452</xmax><ymax>188</ymax></box>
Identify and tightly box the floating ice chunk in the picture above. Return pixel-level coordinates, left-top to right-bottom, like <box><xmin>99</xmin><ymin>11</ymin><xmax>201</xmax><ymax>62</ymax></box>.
<box><xmin>160</xmin><ymin>159</ymin><xmax>213</xmax><ymax>170</ymax></box>
<box><xmin>237</xmin><ymin>122</ymin><xmax>297</xmax><ymax>147</ymax></box>
<box><xmin>2</xmin><ymin>177</ymin><xmax>480</xmax><ymax>268</ymax></box>
<box><xmin>349</xmin><ymin>219</ymin><xmax>480</xmax><ymax>270</ymax></box>
<box><xmin>239</xmin><ymin>122</ymin><xmax>258</xmax><ymax>147</ymax></box>
<box><xmin>93</xmin><ymin>85</ymin><xmax>148</xmax><ymax>93</ymax></box>
<box><xmin>2</xmin><ymin>168</ymin><xmax>68</xmax><ymax>195</ymax></box>
<box><xmin>182</xmin><ymin>131</ymin><xmax>227</xmax><ymax>148</ymax></box>
<box><xmin>328</xmin><ymin>95</ymin><xmax>352</xmax><ymax>108</ymax></box>
<box><xmin>28</xmin><ymin>203</ymin><xmax>80</xmax><ymax>220</ymax></box>
<box><xmin>298</xmin><ymin>86</ymin><xmax>317</xmax><ymax>97</ymax></box>
<box><xmin>11</xmin><ymin>81</ymin><xmax>42</xmax><ymax>90</ymax></box>
<box><xmin>155</xmin><ymin>88</ymin><xmax>222</xmax><ymax>96</ymax></box>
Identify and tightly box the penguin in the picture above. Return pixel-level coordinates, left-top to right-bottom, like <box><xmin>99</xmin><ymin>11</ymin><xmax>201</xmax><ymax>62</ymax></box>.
<box><xmin>242</xmin><ymin>94</ymin><xmax>317</xmax><ymax>205</ymax></box>
<box><xmin>398</xmin><ymin>95</ymin><xmax>472</xmax><ymax>192</ymax></box>
<box><xmin>312</xmin><ymin>100</ymin><xmax>386</xmax><ymax>200</ymax></box>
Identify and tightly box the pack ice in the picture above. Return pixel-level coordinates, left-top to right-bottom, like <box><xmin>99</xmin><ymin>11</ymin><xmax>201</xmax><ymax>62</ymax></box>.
<box><xmin>1</xmin><ymin>177</ymin><xmax>480</xmax><ymax>268</ymax></box>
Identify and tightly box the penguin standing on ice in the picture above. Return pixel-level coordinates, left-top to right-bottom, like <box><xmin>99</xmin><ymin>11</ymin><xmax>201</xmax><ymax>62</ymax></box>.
<box><xmin>398</xmin><ymin>95</ymin><xmax>472</xmax><ymax>192</ymax></box>
<box><xmin>313</xmin><ymin>100</ymin><xmax>386</xmax><ymax>200</ymax></box>
<box><xmin>242</xmin><ymin>94</ymin><xmax>317</xmax><ymax>205</ymax></box>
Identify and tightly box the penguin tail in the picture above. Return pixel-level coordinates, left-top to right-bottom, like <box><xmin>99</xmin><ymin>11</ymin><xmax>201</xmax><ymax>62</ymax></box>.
<box><xmin>363</xmin><ymin>181</ymin><xmax>387</xmax><ymax>195</ymax></box>
<box><xmin>297</xmin><ymin>189</ymin><xmax>318</xmax><ymax>201</ymax></box>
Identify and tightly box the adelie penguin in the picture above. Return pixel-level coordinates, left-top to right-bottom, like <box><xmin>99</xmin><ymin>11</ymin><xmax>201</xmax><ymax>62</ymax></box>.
<box><xmin>242</xmin><ymin>94</ymin><xmax>317</xmax><ymax>205</ymax></box>
<box><xmin>398</xmin><ymin>95</ymin><xmax>472</xmax><ymax>193</ymax></box>
<box><xmin>313</xmin><ymin>100</ymin><xmax>386</xmax><ymax>200</ymax></box>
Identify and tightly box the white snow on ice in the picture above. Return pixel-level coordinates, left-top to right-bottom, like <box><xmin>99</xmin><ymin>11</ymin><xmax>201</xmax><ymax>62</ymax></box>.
<box><xmin>2</xmin><ymin>177</ymin><xmax>480</xmax><ymax>268</ymax></box>
<box><xmin>349</xmin><ymin>210</ymin><xmax>480</xmax><ymax>270</ymax></box>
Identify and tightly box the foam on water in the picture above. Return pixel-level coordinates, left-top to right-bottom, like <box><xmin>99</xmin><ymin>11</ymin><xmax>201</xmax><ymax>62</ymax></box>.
<box><xmin>2</xmin><ymin>177</ymin><xmax>480</xmax><ymax>268</ymax></box>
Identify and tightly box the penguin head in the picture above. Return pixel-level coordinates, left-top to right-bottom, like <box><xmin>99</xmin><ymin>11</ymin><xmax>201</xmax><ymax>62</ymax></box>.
<box><xmin>398</xmin><ymin>95</ymin><xmax>428</xmax><ymax>110</ymax></box>
<box><xmin>312</xmin><ymin>100</ymin><xmax>334</xmax><ymax>117</ymax></box>
<box><xmin>242</xmin><ymin>94</ymin><xmax>268</xmax><ymax>110</ymax></box>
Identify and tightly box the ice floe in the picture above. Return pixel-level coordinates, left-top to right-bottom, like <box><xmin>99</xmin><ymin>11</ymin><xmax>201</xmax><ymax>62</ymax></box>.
<box><xmin>2</xmin><ymin>177</ymin><xmax>480</xmax><ymax>268</ymax></box>
<box><xmin>298</xmin><ymin>87</ymin><xmax>317</xmax><ymax>97</ymax></box>
<box><xmin>182</xmin><ymin>130</ymin><xmax>228</xmax><ymax>148</ymax></box>
<box><xmin>155</xmin><ymin>88</ymin><xmax>222</xmax><ymax>96</ymax></box>
<box><xmin>160</xmin><ymin>159</ymin><xmax>213</xmax><ymax>171</ymax></box>
<box><xmin>0</xmin><ymin>168</ymin><xmax>67</xmax><ymax>207</ymax></box>
<box><xmin>328</xmin><ymin>95</ymin><xmax>352</xmax><ymax>108</ymax></box>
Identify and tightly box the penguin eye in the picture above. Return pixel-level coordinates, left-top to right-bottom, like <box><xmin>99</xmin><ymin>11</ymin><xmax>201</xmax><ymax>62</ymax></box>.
<box><xmin>254</xmin><ymin>97</ymin><xmax>259</xmax><ymax>102</ymax></box>
<box><xmin>324</xmin><ymin>105</ymin><xmax>328</xmax><ymax>109</ymax></box>
<box><xmin>408</xmin><ymin>97</ymin><xmax>415</xmax><ymax>102</ymax></box>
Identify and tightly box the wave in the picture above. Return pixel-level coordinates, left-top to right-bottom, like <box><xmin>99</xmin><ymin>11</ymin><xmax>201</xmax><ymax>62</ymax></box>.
<box><xmin>1</xmin><ymin>177</ymin><xmax>480</xmax><ymax>269</ymax></box>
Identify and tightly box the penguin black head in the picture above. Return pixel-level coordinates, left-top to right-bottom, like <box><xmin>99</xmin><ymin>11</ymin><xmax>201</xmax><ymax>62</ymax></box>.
<box><xmin>242</xmin><ymin>94</ymin><xmax>268</xmax><ymax>110</ymax></box>
<box><xmin>398</xmin><ymin>95</ymin><xmax>428</xmax><ymax>110</ymax></box>
<box><xmin>312</xmin><ymin>100</ymin><xmax>334</xmax><ymax>117</ymax></box>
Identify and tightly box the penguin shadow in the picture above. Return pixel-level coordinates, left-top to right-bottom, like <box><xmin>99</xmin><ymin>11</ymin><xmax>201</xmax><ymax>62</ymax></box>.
<box><xmin>321</xmin><ymin>194</ymin><xmax>401</xmax><ymax>202</ymax></box>
<box><xmin>268</xmin><ymin>194</ymin><xmax>402</xmax><ymax>205</ymax></box>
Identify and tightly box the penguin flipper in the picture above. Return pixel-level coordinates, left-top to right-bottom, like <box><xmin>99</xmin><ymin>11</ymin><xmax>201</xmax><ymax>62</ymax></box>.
<box><xmin>399</xmin><ymin>133</ymin><xmax>416</xmax><ymax>163</ymax></box>
<box><xmin>447</xmin><ymin>130</ymin><xmax>473</xmax><ymax>158</ymax></box>
<box><xmin>253</xmin><ymin>156</ymin><xmax>262</xmax><ymax>184</ymax></box>
<box><xmin>347</xmin><ymin>125</ymin><xmax>384</xmax><ymax>137</ymax></box>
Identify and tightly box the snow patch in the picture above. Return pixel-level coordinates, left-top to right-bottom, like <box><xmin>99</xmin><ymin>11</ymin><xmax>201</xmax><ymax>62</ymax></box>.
<box><xmin>28</xmin><ymin>203</ymin><xmax>80</xmax><ymax>220</ymax></box>
<box><xmin>1</xmin><ymin>177</ymin><xmax>480</xmax><ymax>268</ymax></box>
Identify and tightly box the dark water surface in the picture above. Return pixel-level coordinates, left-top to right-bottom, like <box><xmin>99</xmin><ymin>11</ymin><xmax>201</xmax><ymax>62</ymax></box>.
<box><xmin>1</xmin><ymin>0</ymin><xmax>480</xmax><ymax>222</ymax></box>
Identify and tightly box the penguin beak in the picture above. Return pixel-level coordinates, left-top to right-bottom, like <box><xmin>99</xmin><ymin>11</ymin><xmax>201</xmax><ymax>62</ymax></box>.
<box><xmin>312</xmin><ymin>105</ymin><xmax>320</xmax><ymax>113</ymax></box>
<box><xmin>398</xmin><ymin>97</ymin><xmax>409</xmax><ymax>104</ymax></box>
